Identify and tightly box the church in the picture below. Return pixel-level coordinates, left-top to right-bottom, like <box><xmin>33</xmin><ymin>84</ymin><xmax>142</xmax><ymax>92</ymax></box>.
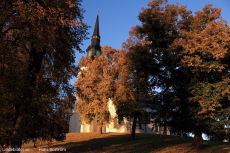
<box><xmin>69</xmin><ymin>14</ymin><xmax>165</xmax><ymax>134</ymax></box>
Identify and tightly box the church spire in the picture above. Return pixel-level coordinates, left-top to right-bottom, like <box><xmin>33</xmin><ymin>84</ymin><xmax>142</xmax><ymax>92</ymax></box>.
<box><xmin>86</xmin><ymin>13</ymin><xmax>101</xmax><ymax>57</ymax></box>
<box><xmin>93</xmin><ymin>13</ymin><xmax>100</xmax><ymax>41</ymax></box>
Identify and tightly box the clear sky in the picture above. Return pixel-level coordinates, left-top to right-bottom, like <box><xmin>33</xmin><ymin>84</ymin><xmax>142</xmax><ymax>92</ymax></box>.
<box><xmin>71</xmin><ymin>0</ymin><xmax>230</xmax><ymax>83</ymax></box>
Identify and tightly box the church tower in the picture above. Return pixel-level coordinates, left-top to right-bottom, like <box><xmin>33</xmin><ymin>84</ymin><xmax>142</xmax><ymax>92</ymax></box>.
<box><xmin>86</xmin><ymin>13</ymin><xmax>101</xmax><ymax>57</ymax></box>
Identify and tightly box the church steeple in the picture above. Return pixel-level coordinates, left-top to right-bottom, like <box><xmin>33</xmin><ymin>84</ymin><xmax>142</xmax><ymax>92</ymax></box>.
<box><xmin>86</xmin><ymin>13</ymin><xmax>101</xmax><ymax>57</ymax></box>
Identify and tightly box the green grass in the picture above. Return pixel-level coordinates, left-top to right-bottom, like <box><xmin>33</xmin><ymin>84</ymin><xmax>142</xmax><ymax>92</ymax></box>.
<box><xmin>22</xmin><ymin>133</ymin><xmax>230</xmax><ymax>153</ymax></box>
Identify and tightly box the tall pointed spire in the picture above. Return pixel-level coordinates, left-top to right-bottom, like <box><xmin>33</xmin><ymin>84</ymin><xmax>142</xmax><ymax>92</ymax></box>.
<box><xmin>93</xmin><ymin>13</ymin><xmax>100</xmax><ymax>40</ymax></box>
<box><xmin>86</xmin><ymin>13</ymin><xmax>101</xmax><ymax>57</ymax></box>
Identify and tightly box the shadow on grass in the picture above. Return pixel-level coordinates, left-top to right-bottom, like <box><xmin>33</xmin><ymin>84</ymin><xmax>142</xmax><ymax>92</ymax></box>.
<box><xmin>49</xmin><ymin>134</ymin><xmax>202</xmax><ymax>153</ymax></box>
<box><xmin>202</xmin><ymin>141</ymin><xmax>230</xmax><ymax>153</ymax></box>
<box><xmin>22</xmin><ymin>133</ymin><xmax>230</xmax><ymax>153</ymax></box>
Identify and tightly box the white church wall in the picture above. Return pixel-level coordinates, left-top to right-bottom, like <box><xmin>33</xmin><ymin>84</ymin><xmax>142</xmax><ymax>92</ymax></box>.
<box><xmin>69</xmin><ymin>108</ymin><xmax>80</xmax><ymax>133</ymax></box>
<box><xmin>80</xmin><ymin>123</ymin><xmax>91</xmax><ymax>132</ymax></box>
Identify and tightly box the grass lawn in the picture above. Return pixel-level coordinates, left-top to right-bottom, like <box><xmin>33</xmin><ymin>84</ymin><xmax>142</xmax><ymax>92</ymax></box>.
<box><xmin>22</xmin><ymin>133</ymin><xmax>230</xmax><ymax>153</ymax></box>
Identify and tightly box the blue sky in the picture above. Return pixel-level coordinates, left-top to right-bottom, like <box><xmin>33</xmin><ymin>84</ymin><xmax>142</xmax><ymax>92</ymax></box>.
<box><xmin>78</xmin><ymin>0</ymin><xmax>230</xmax><ymax>58</ymax></box>
<box><xmin>71</xmin><ymin>0</ymin><xmax>230</xmax><ymax>83</ymax></box>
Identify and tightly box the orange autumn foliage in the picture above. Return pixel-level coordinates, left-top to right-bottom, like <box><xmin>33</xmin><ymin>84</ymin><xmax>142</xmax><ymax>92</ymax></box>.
<box><xmin>75</xmin><ymin>46</ymin><xmax>136</xmax><ymax>127</ymax></box>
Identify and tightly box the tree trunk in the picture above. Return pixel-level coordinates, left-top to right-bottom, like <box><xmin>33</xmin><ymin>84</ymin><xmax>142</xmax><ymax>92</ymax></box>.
<box><xmin>192</xmin><ymin>131</ymin><xmax>203</xmax><ymax>148</ymax></box>
<box><xmin>129</xmin><ymin>112</ymin><xmax>138</xmax><ymax>140</ymax></box>
<box><xmin>139</xmin><ymin>118</ymin><xmax>142</xmax><ymax>129</ymax></box>
<box><xmin>98</xmin><ymin>126</ymin><xmax>102</xmax><ymax>134</ymax></box>
<box><xmin>163</xmin><ymin>122</ymin><xmax>167</xmax><ymax>135</ymax></box>
<box><xmin>154</xmin><ymin>120</ymin><xmax>158</xmax><ymax>132</ymax></box>
<box><xmin>8</xmin><ymin>46</ymin><xmax>44</xmax><ymax>152</ymax></box>
<box><xmin>8</xmin><ymin>111</ymin><xmax>26</xmax><ymax>153</ymax></box>
<box><xmin>33</xmin><ymin>138</ymin><xmax>37</xmax><ymax>148</ymax></box>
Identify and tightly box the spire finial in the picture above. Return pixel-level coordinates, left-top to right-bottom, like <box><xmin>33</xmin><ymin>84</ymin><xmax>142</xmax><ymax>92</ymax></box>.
<box><xmin>97</xmin><ymin>9</ymin><xmax>99</xmax><ymax>15</ymax></box>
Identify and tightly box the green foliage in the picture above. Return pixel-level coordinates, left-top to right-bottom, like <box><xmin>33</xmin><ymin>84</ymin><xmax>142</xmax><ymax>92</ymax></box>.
<box><xmin>128</xmin><ymin>0</ymin><xmax>230</xmax><ymax>145</ymax></box>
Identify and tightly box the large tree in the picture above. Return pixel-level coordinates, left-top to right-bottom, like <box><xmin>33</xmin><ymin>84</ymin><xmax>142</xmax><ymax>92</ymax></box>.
<box><xmin>75</xmin><ymin>45</ymin><xmax>148</xmax><ymax>138</ymax></box>
<box><xmin>0</xmin><ymin>0</ymin><xmax>88</xmax><ymax>151</ymax></box>
<box><xmin>122</xmin><ymin>26</ymin><xmax>157</xmax><ymax>140</ymax></box>
<box><xmin>129</xmin><ymin>0</ymin><xmax>230</xmax><ymax>148</ymax></box>
<box><xmin>75</xmin><ymin>46</ymin><xmax>119</xmax><ymax>134</ymax></box>
<box><xmin>172</xmin><ymin>4</ymin><xmax>230</xmax><ymax>145</ymax></box>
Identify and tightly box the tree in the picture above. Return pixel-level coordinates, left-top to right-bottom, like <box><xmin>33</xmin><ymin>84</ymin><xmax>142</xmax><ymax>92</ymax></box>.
<box><xmin>121</xmin><ymin>26</ymin><xmax>156</xmax><ymax>140</ymax></box>
<box><xmin>136</xmin><ymin>0</ymin><xmax>183</xmax><ymax>138</ymax></box>
<box><xmin>0</xmin><ymin>0</ymin><xmax>88</xmax><ymax>151</ymax></box>
<box><xmin>172</xmin><ymin>4</ymin><xmax>230</xmax><ymax>145</ymax></box>
<box><xmin>75</xmin><ymin>46</ymin><xmax>119</xmax><ymax>134</ymax></box>
<box><xmin>128</xmin><ymin>0</ymin><xmax>230</xmax><ymax>148</ymax></box>
<box><xmin>75</xmin><ymin>45</ymin><xmax>148</xmax><ymax>138</ymax></box>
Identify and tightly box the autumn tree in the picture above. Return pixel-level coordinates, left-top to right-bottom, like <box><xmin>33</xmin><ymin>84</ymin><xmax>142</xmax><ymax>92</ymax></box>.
<box><xmin>0</xmin><ymin>0</ymin><xmax>88</xmax><ymax>151</ymax></box>
<box><xmin>75</xmin><ymin>45</ymin><xmax>148</xmax><ymax>138</ymax></box>
<box><xmin>172</xmin><ymin>4</ymin><xmax>230</xmax><ymax>145</ymax></box>
<box><xmin>75</xmin><ymin>46</ymin><xmax>120</xmax><ymax>134</ymax></box>
<box><xmin>128</xmin><ymin>0</ymin><xmax>230</xmax><ymax>148</ymax></box>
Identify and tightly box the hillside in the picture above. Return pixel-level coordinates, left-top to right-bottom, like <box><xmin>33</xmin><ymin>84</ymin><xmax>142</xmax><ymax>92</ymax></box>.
<box><xmin>22</xmin><ymin>133</ymin><xmax>230</xmax><ymax>153</ymax></box>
